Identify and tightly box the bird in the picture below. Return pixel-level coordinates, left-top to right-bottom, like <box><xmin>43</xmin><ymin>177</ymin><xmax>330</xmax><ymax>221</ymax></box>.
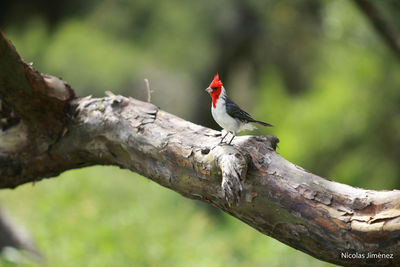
<box><xmin>205</xmin><ymin>73</ymin><xmax>272</xmax><ymax>145</ymax></box>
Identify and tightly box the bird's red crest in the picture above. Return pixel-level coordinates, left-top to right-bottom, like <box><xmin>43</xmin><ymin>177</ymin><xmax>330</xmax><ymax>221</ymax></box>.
<box><xmin>209</xmin><ymin>73</ymin><xmax>223</xmax><ymax>89</ymax></box>
<box><xmin>208</xmin><ymin>74</ymin><xmax>223</xmax><ymax>108</ymax></box>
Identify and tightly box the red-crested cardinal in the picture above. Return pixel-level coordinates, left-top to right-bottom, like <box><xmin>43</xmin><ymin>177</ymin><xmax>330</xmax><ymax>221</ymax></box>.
<box><xmin>205</xmin><ymin>74</ymin><xmax>272</xmax><ymax>144</ymax></box>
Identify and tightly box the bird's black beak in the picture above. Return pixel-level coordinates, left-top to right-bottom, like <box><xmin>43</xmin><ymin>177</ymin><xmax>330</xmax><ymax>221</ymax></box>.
<box><xmin>205</xmin><ymin>87</ymin><xmax>212</xmax><ymax>93</ymax></box>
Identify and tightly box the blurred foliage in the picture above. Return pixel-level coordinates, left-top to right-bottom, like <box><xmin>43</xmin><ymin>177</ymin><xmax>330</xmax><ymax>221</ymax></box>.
<box><xmin>0</xmin><ymin>167</ymin><xmax>334</xmax><ymax>267</ymax></box>
<box><xmin>0</xmin><ymin>0</ymin><xmax>399</xmax><ymax>266</ymax></box>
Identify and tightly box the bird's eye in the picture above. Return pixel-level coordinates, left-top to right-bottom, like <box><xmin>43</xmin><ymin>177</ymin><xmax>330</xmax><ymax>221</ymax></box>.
<box><xmin>212</xmin><ymin>87</ymin><xmax>217</xmax><ymax>90</ymax></box>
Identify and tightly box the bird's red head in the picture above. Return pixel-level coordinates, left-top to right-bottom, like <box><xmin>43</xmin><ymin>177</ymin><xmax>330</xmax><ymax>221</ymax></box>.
<box><xmin>209</xmin><ymin>73</ymin><xmax>223</xmax><ymax>89</ymax></box>
<box><xmin>206</xmin><ymin>74</ymin><xmax>223</xmax><ymax>108</ymax></box>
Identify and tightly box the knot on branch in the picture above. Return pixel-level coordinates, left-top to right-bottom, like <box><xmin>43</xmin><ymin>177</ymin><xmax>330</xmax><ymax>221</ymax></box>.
<box><xmin>43</xmin><ymin>75</ymin><xmax>75</xmax><ymax>101</ymax></box>
<box><xmin>212</xmin><ymin>145</ymin><xmax>249</xmax><ymax>206</ymax></box>
<box><xmin>0</xmin><ymin>100</ymin><xmax>20</xmax><ymax>131</ymax></box>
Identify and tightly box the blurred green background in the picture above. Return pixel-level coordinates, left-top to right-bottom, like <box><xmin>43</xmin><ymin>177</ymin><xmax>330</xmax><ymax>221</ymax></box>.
<box><xmin>0</xmin><ymin>0</ymin><xmax>399</xmax><ymax>266</ymax></box>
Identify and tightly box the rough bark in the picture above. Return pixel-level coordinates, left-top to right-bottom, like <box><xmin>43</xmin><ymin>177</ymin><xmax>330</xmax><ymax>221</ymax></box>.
<box><xmin>0</xmin><ymin>31</ymin><xmax>400</xmax><ymax>266</ymax></box>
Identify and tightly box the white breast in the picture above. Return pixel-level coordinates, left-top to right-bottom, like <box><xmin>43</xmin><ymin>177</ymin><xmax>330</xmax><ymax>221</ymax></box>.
<box><xmin>211</xmin><ymin>87</ymin><xmax>241</xmax><ymax>133</ymax></box>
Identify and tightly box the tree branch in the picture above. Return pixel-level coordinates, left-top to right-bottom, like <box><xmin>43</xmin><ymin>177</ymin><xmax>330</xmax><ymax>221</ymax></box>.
<box><xmin>0</xmin><ymin>31</ymin><xmax>399</xmax><ymax>266</ymax></box>
<box><xmin>353</xmin><ymin>0</ymin><xmax>400</xmax><ymax>60</ymax></box>
<box><xmin>0</xmin><ymin>207</ymin><xmax>41</xmax><ymax>260</ymax></box>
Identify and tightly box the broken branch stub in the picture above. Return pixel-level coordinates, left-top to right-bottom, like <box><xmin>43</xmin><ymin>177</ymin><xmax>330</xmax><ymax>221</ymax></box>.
<box><xmin>212</xmin><ymin>145</ymin><xmax>249</xmax><ymax>206</ymax></box>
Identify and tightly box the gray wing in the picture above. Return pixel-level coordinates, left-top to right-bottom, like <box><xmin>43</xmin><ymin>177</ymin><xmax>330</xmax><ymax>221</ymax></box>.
<box><xmin>225</xmin><ymin>97</ymin><xmax>255</xmax><ymax>123</ymax></box>
<box><xmin>225</xmin><ymin>97</ymin><xmax>273</xmax><ymax>127</ymax></box>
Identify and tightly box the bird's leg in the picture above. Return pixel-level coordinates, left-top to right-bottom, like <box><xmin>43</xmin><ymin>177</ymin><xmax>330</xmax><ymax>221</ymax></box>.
<box><xmin>228</xmin><ymin>131</ymin><xmax>236</xmax><ymax>145</ymax></box>
<box><xmin>219</xmin><ymin>131</ymin><xmax>229</xmax><ymax>144</ymax></box>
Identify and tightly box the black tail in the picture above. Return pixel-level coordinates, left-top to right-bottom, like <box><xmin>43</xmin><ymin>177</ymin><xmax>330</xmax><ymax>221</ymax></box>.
<box><xmin>252</xmin><ymin>120</ymin><xmax>273</xmax><ymax>127</ymax></box>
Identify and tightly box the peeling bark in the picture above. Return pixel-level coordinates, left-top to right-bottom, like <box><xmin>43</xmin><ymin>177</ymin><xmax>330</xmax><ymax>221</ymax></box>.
<box><xmin>0</xmin><ymin>31</ymin><xmax>400</xmax><ymax>266</ymax></box>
